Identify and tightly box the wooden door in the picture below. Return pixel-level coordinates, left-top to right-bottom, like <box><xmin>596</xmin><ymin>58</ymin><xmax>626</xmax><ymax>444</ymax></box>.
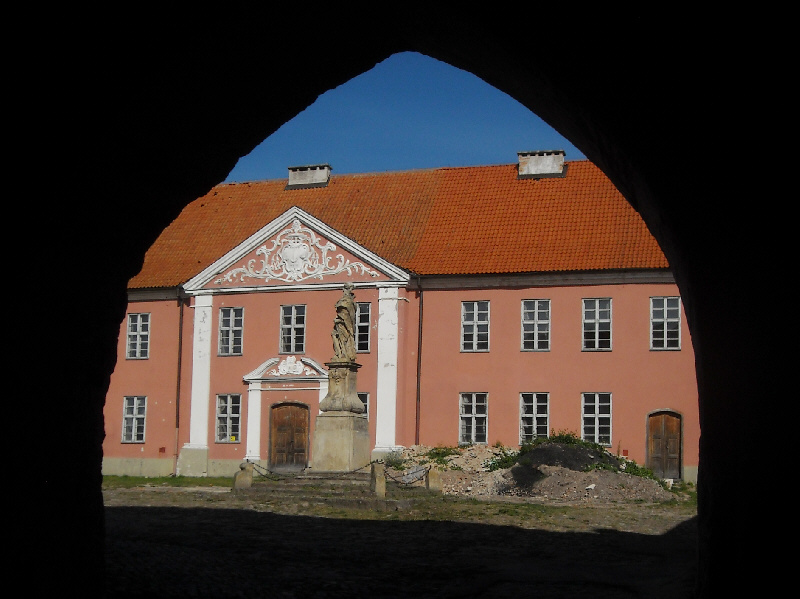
<box><xmin>269</xmin><ymin>404</ymin><xmax>309</xmax><ymax>472</ymax></box>
<box><xmin>647</xmin><ymin>411</ymin><xmax>682</xmax><ymax>480</ymax></box>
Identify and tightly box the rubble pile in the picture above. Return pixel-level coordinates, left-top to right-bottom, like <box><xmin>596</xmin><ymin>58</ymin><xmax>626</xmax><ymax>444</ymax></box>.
<box><xmin>388</xmin><ymin>444</ymin><xmax>676</xmax><ymax>504</ymax></box>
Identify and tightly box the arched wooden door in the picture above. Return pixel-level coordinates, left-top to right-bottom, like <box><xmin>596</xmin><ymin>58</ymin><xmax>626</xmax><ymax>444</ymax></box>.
<box><xmin>269</xmin><ymin>403</ymin><xmax>309</xmax><ymax>472</ymax></box>
<box><xmin>647</xmin><ymin>411</ymin><xmax>682</xmax><ymax>480</ymax></box>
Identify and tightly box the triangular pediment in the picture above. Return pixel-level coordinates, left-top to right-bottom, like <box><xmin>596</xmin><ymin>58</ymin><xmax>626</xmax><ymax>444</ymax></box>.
<box><xmin>184</xmin><ymin>207</ymin><xmax>409</xmax><ymax>293</ymax></box>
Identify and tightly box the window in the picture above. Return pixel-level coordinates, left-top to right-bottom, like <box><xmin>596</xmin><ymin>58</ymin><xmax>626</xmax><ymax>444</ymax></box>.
<box><xmin>216</xmin><ymin>394</ymin><xmax>241</xmax><ymax>443</ymax></box>
<box><xmin>460</xmin><ymin>392</ymin><xmax>488</xmax><ymax>444</ymax></box>
<box><xmin>357</xmin><ymin>392</ymin><xmax>369</xmax><ymax>417</ymax></box>
<box><xmin>280</xmin><ymin>305</ymin><xmax>306</xmax><ymax>353</ymax></box>
<box><xmin>651</xmin><ymin>296</ymin><xmax>681</xmax><ymax>350</ymax></box>
<box><xmin>356</xmin><ymin>302</ymin><xmax>371</xmax><ymax>352</ymax></box>
<box><xmin>461</xmin><ymin>301</ymin><xmax>489</xmax><ymax>352</ymax></box>
<box><xmin>126</xmin><ymin>313</ymin><xmax>150</xmax><ymax>359</ymax></box>
<box><xmin>520</xmin><ymin>393</ymin><xmax>549</xmax><ymax>443</ymax></box>
<box><xmin>122</xmin><ymin>396</ymin><xmax>146</xmax><ymax>442</ymax></box>
<box><xmin>582</xmin><ymin>298</ymin><xmax>612</xmax><ymax>350</ymax></box>
<box><xmin>219</xmin><ymin>307</ymin><xmax>244</xmax><ymax>356</ymax></box>
<box><xmin>582</xmin><ymin>392</ymin><xmax>612</xmax><ymax>446</ymax></box>
<box><xmin>521</xmin><ymin>299</ymin><xmax>550</xmax><ymax>351</ymax></box>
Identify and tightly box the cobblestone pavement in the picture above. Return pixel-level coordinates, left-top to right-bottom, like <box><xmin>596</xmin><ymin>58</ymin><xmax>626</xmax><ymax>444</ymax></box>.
<box><xmin>103</xmin><ymin>485</ymin><xmax>697</xmax><ymax>598</ymax></box>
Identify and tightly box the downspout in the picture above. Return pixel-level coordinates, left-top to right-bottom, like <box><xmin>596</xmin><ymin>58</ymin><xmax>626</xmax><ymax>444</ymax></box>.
<box><xmin>173</xmin><ymin>289</ymin><xmax>186</xmax><ymax>476</ymax></box>
<box><xmin>415</xmin><ymin>276</ymin><xmax>423</xmax><ymax>445</ymax></box>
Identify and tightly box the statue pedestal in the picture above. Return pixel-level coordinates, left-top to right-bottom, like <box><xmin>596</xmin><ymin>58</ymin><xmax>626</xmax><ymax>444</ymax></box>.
<box><xmin>319</xmin><ymin>361</ymin><xmax>363</xmax><ymax>413</ymax></box>
<box><xmin>311</xmin><ymin>411</ymin><xmax>370</xmax><ymax>473</ymax></box>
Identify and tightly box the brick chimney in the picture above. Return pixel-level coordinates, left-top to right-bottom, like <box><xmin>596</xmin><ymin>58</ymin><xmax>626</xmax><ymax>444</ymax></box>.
<box><xmin>517</xmin><ymin>150</ymin><xmax>567</xmax><ymax>179</ymax></box>
<box><xmin>286</xmin><ymin>164</ymin><xmax>332</xmax><ymax>189</ymax></box>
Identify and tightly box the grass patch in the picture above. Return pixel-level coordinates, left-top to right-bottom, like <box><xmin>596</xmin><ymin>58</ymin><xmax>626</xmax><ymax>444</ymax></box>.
<box><xmin>102</xmin><ymin>475</ymin><xmax>233</xmax><ymax>489</ymax></box>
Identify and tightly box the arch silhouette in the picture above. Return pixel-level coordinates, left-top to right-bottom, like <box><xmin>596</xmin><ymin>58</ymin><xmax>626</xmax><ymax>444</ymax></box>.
<box><xmin>37</xmin><ymin>13</ymin><xmax>772</xmax><ymax>598</ymax></box>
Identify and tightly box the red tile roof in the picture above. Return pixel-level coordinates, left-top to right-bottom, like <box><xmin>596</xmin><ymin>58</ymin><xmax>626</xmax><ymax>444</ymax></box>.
<box><xmin>129</xmin><ymin>160</ymin><xmax>668</xmax><ymax>289</ymax></box>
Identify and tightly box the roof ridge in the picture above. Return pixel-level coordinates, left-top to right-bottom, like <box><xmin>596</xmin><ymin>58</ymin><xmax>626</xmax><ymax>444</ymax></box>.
<box><xmin>223</xmin><ymin>159</ymin><xmax>593</xmax><ymax>185</ymax></box>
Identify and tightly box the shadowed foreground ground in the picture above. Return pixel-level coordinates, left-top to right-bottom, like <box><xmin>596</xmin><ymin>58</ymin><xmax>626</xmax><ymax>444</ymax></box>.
<box><xmin>104</xmin><ymin>504</ymin><xmax>697</xmax><ymax>598</ymax></box>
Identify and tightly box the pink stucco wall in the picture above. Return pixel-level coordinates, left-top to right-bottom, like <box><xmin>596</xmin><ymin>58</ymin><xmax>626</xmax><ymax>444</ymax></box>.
<box><xmin>103</xmin><ymin>298</ymin><xmax>189</xmax><ymax>468</ymax></box>
<box><xmin>104</xmin><ymin>281</ymin><xmax>699</xmax><ymax>479</ymax></box>
<box><xmin>202</xmin><ymin>287</ymin><xmax>382</xmax><ymax>463</ymax></box>
<box><xmin>415</xmin><ymin>283</ymin><xmax>698</xmax><ymax>472</ymax></box>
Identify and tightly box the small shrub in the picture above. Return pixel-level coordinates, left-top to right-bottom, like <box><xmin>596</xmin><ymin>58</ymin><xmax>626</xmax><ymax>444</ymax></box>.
<box><xmin>384</xmin><ymin>450</ymin><xmax>406</xmax><ymax>470</ymax></box>
<box><xmin>424</xmin><ymin>445</ymin><xmax>461</xmax><ymax>466</ymax></box>
<box><xmin>484</xmin><ymin>446</ymin><xmax>519</xmax><ymax>471</ymax></box>
<box><xmin>620</xmin><ymin>460</ymin><xmax>658</xmax><ymax>480</ymax></box>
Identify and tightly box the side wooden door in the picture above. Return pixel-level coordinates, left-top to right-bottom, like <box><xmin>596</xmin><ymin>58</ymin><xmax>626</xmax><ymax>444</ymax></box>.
<box><xmin>647</xmin><ymin>411</ymin><xmax>682</xmax><ymax>480</ymax></box>
<box><xmin>269</xmin><ymin>404</ymin><xmax>309</xmax><ymax>472</ymax></box>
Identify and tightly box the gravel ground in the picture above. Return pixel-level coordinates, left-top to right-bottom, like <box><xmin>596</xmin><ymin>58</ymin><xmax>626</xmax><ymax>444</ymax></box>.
<box><xmin>103</xmin><ymin>443</ymin><xmax>698</xmax><ymax>598</ymax></box>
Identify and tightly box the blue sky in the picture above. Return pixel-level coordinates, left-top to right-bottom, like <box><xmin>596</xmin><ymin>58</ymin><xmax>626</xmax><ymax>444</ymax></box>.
<box><xmin>224</xmin><ymin>52</ymin><xmax>584</xmax><ymax>183</ymax></box>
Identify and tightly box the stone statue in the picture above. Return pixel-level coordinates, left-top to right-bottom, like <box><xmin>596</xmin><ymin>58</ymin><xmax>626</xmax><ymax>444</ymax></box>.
<box><xmin>331</xmin><ymin>282</ymin><xmax>357</xmax><ymax>362</ymax></box>
<box><xmin>320</xmin><ymin>283</ymin><xmax>364</xmax><ymax>414</ymax></box>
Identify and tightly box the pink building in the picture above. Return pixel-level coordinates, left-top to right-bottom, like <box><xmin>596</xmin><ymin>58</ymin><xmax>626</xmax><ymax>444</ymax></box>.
<box><xmin>103</xmin><ymin>152</ymin><xmax>699</xmax><ymax>482</ymax></box>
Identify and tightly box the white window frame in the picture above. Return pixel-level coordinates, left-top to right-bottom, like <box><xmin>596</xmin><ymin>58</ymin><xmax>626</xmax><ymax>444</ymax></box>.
<box><xmin>356</xmin><ymin>302</ymin><xmax>371</xmax><ymax>353</ymax></box>
<box><xmin>461</xmin><ymin>301</ymin><xmax>490</xmax><ymax>352</ymax></box>
<box><xmin>218</xmin><ymin>307</ymin><xmax>244</xmax><ymax>356</ymax></box>
<box><xmin>582</xmin><ymin>392</ymin><xmax>612</xmax><ymax>446</ymax></box>
<box><xmin>280</xmin><ymin>305</ymin><xmax>306</xmax><ymax>354</ymax></box>
<box><xmin>582</xmin><ymin>298</ymin><xmax>612</xmax><ymax>351</ymax></box>
<box><xmin>357</xmin><ymin>391</ymin><xmax>369</xmax><ymax>418</ymax></box>
<box><xmin>126</xmin><ymin>313</ymin><xmax>150</xmax><ymax>359</ymax></box>
<box><xmin>122</xmin><ymin>395</ymin><xmax>147</xmax><ymax>443</ymax></box>
<box><xmin>521</xmin><ymin>299</ymin><xmax>550</xmax><ymax>351</ymax></box>
<box><xmin>216</xmin><ymin>394</ymin><xmax>241</xmax><ymax>443</ymax></box>
<box><xmin>650</xmin><ymin>296</ymin><xmax>681</xmax><ymax>350</ymax></box>
<box><xmin>520</xmin><ymin>392</ymin><xmax>549</xmax><ymax>444</ymax></box>
<box><xmin>459</xmin><ymin>392</ymin><xmax>488</xmax><ymax>445</ymax></box>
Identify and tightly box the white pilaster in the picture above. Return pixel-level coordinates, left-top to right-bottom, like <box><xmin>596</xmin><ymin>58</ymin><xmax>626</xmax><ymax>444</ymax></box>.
<box><xmin>375</xmin><ymin>286</ymin><xmax>401</xmax><ymax>453</ymax></box>
<box><xmin>186</xmin><ymin>295</ymin><xmax>213</xmax><ymax>449</ymax></box>
<box><xmin>245</xmin><ymin>382</ymin><xmax>262</xmax><ymax>461</ymax></box>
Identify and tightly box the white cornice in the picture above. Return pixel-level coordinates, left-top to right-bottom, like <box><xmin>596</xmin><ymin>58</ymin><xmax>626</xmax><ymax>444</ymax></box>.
<box><xmin>132</xmin><ymin>269</ymin><xmax>673</xmax><ymax>299</ymax></box>
<box><xmin>411</xmin><ymin>269</ymin><xmax>675</xmax><ymax>290</ymax></box>
<box><xmin>127</xmin><ymin>287</ymin><xmax>182</xmax><ymax>302</ymax></box>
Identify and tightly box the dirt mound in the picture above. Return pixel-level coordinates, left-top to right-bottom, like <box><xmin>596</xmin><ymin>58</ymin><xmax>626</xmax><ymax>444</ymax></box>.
<box><xmin>393</xmin><ymin>443</ymin><xmax>676</xmax><ymax>504</ymax></box>
<box><xmin>517</xmin><ymin>442</ymin><xmax>622</xmax><ymax>471</ymax></box>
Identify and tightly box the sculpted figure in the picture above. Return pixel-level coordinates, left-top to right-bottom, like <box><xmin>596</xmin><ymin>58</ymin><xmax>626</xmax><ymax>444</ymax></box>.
<box><xmin>332</xmin><ymin>283</ymin><xmax>357</xmax><ymax>362</ymax></box>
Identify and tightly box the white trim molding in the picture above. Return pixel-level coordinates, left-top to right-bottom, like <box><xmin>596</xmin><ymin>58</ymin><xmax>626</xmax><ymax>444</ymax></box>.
<box><xmin>186</xmin><ymin>295</ymin><xmax>213</xmax><ymax>449</ymax></box>
<box><xmin>374</xmin><ymin>286</ymin><xmax>401</xmax><ymax>454</ymax></box>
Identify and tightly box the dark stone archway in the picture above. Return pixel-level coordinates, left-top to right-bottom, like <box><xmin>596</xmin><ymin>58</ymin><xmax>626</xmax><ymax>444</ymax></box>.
<box><xmin>33</xmin><ymin>12</ymin><xmax>774</xmax><ymax>597</ymax></box>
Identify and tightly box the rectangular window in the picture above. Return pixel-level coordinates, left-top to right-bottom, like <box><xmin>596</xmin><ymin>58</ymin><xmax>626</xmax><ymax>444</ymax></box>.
<box><xmin>461</xmin><ymin>301</ymin><xmax>489</xmax><ymax>352</ymax></box>
<box><xmin>280</xmin><ymin>305</ymin><xmax>306</xmax><ymax>353</ymax></box>
<box><xmin>460</xmin><ymin>392</ymin><xmax>488</xmax><ymax>444</ymax></box>
<box><xmin>356</xmin><ymin>302</ymin><xmax>371</xmax><ymax>352</ymax></box>
<box><xmin>582</xmin><ymin>392</ymin><xmax>612</xmax><ymax>446</ymax></box>
<box><xmin>122</xmin><ymin>396</ymin><xmax>146</xmax><ymax>443</ymax></box>
<box><xmin>582</xmin><ymin>298</ymin><xmax>612</xmax><ymax>350</ymax></box>
<box><xmin>520</xmin><ymin>393</ymin><xmax>549</xmax><ymax>443</ymax></box>
<box><xmin>651</xmin><ymin>296</ymin><xmax>681</xmax><ymax>350</ymax></box>
<box><xmin>126</xmin><ymin>313</ymin><xmax>150</xmax><ymax>359</ymax></box>
<box><xmin>357</xmin><ymin>392</ymin><xmax>369</xmax><ymax>417</ymax></box>
<box><xmin>216</xmin><ymin>394</ymin><xmax>241</xmax><ymax>443</ymax></box>
<box><xmin>521</xmin><ymin>299</ymin><xmax>550</xmax><ymax>351</ymax></box>
<box><xmin>219</xmin><ymin>307</ymin><xmax>244</xmax><ymax>356</ymax></box>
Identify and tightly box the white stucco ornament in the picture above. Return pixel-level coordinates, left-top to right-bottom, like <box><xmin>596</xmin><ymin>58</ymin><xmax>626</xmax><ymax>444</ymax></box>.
<box><xmin>267</xmin><ymin>356</ymin><xmax>315</xmax><ymax>376</ymax></box>
<box><xmin>215</xmin><ymin>219</ymin><xmax>380</xmax><ymax>284</ymax></box>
